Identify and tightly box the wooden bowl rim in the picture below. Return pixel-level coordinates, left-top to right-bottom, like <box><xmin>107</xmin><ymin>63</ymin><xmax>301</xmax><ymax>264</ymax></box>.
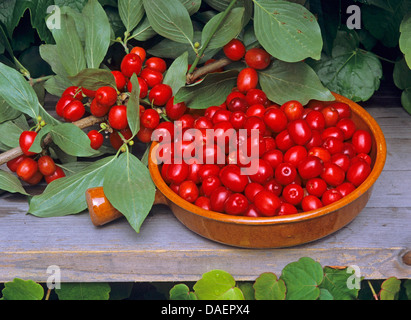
<box><xmin>148</xmin><ymin>93</ymin><xmax>387</xmax><ymax>226</ymax></box>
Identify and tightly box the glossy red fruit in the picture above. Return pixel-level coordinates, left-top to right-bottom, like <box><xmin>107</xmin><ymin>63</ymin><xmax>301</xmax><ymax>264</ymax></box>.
<box><xmin>321</xmin><ymin>105</ymin><xmax>340</xmax><ymax>128</ymax></box>
<box><xmin>306</xmin><ymin>177</ymin><xmax>328</xmax><ymax>197</ymax></box>
<box><xmin>320</xmin><ymin>162</ymin><xmax>345</xmax><ymax>187</ymax></box>
<box><xmin>87</xmin><ymin>130</ymin><xmax>104</xmax><ymax>150</ymax></box>
<box><xmin>56</xmin><ymin>95</ymin><xmax>74</xmax><ymax>117</ymax></box>
<box><xmin>282</xmin><ymin>184</ymin><xmax>304</xmax><ymax>206</ymax></box>
<box><xmin>140</xmin><ymin>68</ymin><xmax>163</xmax><ymax>87</ymax></box>
<box><xmin>95</xmin><ymin>86</ymin><xmax>118</xmax><ymax>107</ymax></box>
<box><xmin>16</xmin><ymin>158</ymin><xmax>38</xmax><ymax>181</ymax></box>
<box><xmin>237</xmin><ymin>67</ymin><xmax>258</xmax><ymax>93</ymax></box>
<box><xmin>7</xmin><ymin>155</ymin><xmax>28</xmax><ymax>172</ymax></box>
<box><xmin>245</xmin><ymin>88</ymin><xmax>268</xmax><ymax>106</ymax></box>
<box><xmin>19</xmin><ymin>131</ymin><xmax>37</xmax><ymax>156</ymax></box>
<box><xmin>278</xmin><ymin>202</ymin><xmax>298</xmax><ymax>216</ymax></box>
<box><xmin>148</xmin><ymin>83</ymin><xmax>173</xmax><ymax>106</ymax></box>
<box><xmin>244</xmin><ymin>182</ymin><xmax>264</xmax><ymax>202</ymax></box>
<box><xmin>166</xmin><ymin>163</ymin><xmax>189</xmax><ymax>185</ymax></box>
<box><xmin>219</xmin><ymin>164</ymin><xmax>249</xmax><ymax>193</ymax></box>
<box><xmin>130</xmin><ymin>46</ymin><xmax>146</xmax><ymax>62</ymax></box>
<box><xmin>44</xmin><ymin>166</ymin><xmax>66</xmax><ymax>184</ymax></box>
<box><xmin>297</xmin><ymin>155</ymin><xmax>323</xmax><ymax>180</ymax></box>
<box><xmin>284</xmin><ymin>145</ymin><xmax>308</xmax><ymax>167</ymax></box>
<box><xmin>90</xmin><ymin>98</ymin><xmax>111</xmax><ymax>117</ymax></box>
<box><xmin>301</xmin><ymin>195</ymin><xmax>323</xmax><ymax>211</ymax></box>
<box><xmin>141</xmin><ymin>109</ymin><xmax>160</xmax><ymax>129</ymax></box>
<box><xmin>346</xmin><ymin>158</ymin><xmax>371</xmax><ymax>187</ymax></box>
<box><xmin>305</xmin><ymin>110</ymin><xmax>326</xmax><ymax>131</ymax></box>
<box><xmin>248</xmin><ymin>159</ymin><xmax>273</xmax><ymax>185</ymax></box>
<box><xmin>322</xmin><ymin>188</ymin><xmax>343</xmax><ymax>206</ymax></box>
<box><xmin>136</xmin><ymin>127</ymin><xmax>153</xmax><ymax>143</ymax></box>
<box><xmin>281</xmin><ymin>100</ymin><xmax>304</xmax><ymax>121</ymax></box>
<box><xmin>351</xmin><ymin>130</ymin><xmax>372</xmax><ymax>154</ymax></box>
<box><xmin>210</xmin><ymin>186</ymin><xmax>233</xmax><ymax>212</ymax></box>
<box><xmin>111</xmin><ymin>71</ymin><xmax>127</xmax><ymax>91</ymax></box>
<box><xmin>224</xmin><ymin>193</ymin><xmax>249</xmax><ymax>215</ymax></box>
<box><xmin>244</xmin><ymin>48</ymin><xmax>271</xmax><ymax>70</ymax></box>
<box><xmin>336</xmin><ymin>181</ymin><xmax>356</xmax><ymax>197</ymax></box>
<box><xmin>195</xmin><ymin>196</ymin><xmax>211</xmax><ymax>210</ymax></box>
<box><xmin>178</xmin><ymin>180</ymin><xmax>199</xmax><ymax>203</ymax></box>
<box><xmin>330</xmin><ymin>102</ymin><xmax>351</xmax><ymax>118</ymax></box>
<box><xmin>227</xmin><ymin>97</ymin><xmax>249</xmax><ymax>112</ymax></box>
<box><xmin>223</xmin><ymin>39</ymin><xmax>246</xmax><ymax>61</ymax></box>
<box><xmin>262</xmin><ymin>149</ymin><xmax>283</xmax><ymax>170</ymax></box>
<box><xmin>263</xmin><ymin>108</ymin><xmax>288</xmax><ymax>133</ymax></box>
<box><xmin>37</xmin><ymin>155</ymin><xmax>56</xmax><ymax>176</ymax></box>
<box><xmin>145</xmin><ymin>57</ymin><xmax>167</xmax><ymax>73</ymax></box>
<box><xmin>253</xmin><ymin>190</ymin><xmax>281</xmax><ymax>217</ymax></box>
<box><xmin>287</xmin><ymin>119</ymin><xmax>312</xmax><ymax>146</ymax></box>
<box><xmin>336</xmin><ymin>118</ymin><xmax>356</xmax><ymax>140</ymax></box>
<box><xmin>120</xmin><ymin>53</ymin><xmax>142</xmax><ymax>78</ymax></box>
<box><xmin>108</xmin><ymin>105</ymin><xmax>128</xmax><ymax>130</ymax></box>
<box><xmin>63</xmin><ymin>100</ymin><xmax>85</xmax><ymax>122</ymax></box>
<box><xmin>165</xmin><ymin>97</ymin><xmax>187</xmax><ymax>120</ymax></box>
<box><xmin>26</xmin><ymin>171</ymin><xmax>44</xmax><ymax>185</ymax></box>
<box><xmin>275</xmin><ymin>162</ymin><xmax>297</xmax><ymax>185</ymax></box>
<box><xmin>109</xmin><ymin>127</ymin><xmax>133</xmax><ymax>149</ymax></box>
<box><xmin>201</xmin><ymin>175</ymin><xmax>221</xmax><ymax>197</ymax></box>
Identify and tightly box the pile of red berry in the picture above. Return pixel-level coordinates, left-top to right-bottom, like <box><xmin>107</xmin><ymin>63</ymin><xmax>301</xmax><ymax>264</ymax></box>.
<box><xmin>158</xmin><ymin>39</ymin><xmax>373</xmax><ymax>217</ymax></box>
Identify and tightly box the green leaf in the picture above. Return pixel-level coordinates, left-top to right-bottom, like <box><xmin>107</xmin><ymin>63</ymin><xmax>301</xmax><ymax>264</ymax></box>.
<box><xmin>50</xmin><ymin>123</ymin><xmax>99</xmax><ymax>157</ymax></box>
<box><xmin>253</xmin><ymin>272</ymin><xmax>286</xmax><ymax>300</ymax></box>
<box><xmin>400</xmin><ymin>13</ymin><xmax>411</xmax><ymax>68</ymax></box>
<box><xmin>0</xmin><ymin>114</ymin><xmax>29</xmax><ymax>149</ymax></box>
<box><xmin>29</xmin><ymin>156</ymin><xmax>116</xmax><ymax>217</ymax></box>
<box><xmin>56</xmin><ymin>282</ymin><xmax>110</xmax><ymax>300</ymax></box>
<box><xmin>310</xmin><ymin>49</ymin><xmax>383</xmax><ymax>102</ymax></box>
<box><xmin>28</xmin><ymin>124</ymin><xmax>54</xmax><ymax>154</ymax></box>
<box><xmin>163</xmin><ymin>51</ymin><xmax>188</xmax><ymax>95</ymax></box>
<box><xmin>253</xmin><ymin>0</ymin><xmax>323</xmax><ymax>62</ymax></box>
<box><xmin>404</xmin><ymin>279</ymin><xmax>411</xmax><ymax>299</ymax></box>
<box><xmin>259</xmin><ymin>60</ymin><xmax>334</xmax><ymax>105</ymax></box>
<box><xmin>68</xmin><ymin>68</ymin><xmax>116</xmax><ymax>91</ymax></box>
<box><xmin>379</xmin><ymin>277</ymin><xmax>401</xmax><ymax>300</ymax></box>
<box><xmin>362</xmin><ymin>0</ymin><xmax>411</xmax><ymax>48</ymax></box>
<box><xmin>103</xmin><ymin>152</ymin><xmax>156</xmax><ymax>233</ymax></box>
<box><xmin>44</xmin><ymin>75</ymin><xmax>73</xmax><ymax>97</ymax></box>
<box><xmin>280</xmin><ymin>257</ymin><xmax>324</xmax><ymax>300</ymax></box>
<box><xmin>174</xmin><ymin>70</ymin><xmax>238</xmax><ymax>109</ymax></box>
<box><xmin>0</xmin><ymin>62</ymin><xmax>39</xmax><ymax>119</ymax></box>
<box><xmin>127</xmin><ymin>74</ymin><xmax>140</xmax><ymax>136</ymax></box>
<box><xmin>118</xmin><ymin>0</ymin><xmax>144</xmax><ymax>33</ymax></box>
<box><xmin>82</xmin><ymin>0</ymin><xmax>111</xmax><ymax>69</ymax></box>
<box><xmin>2</xmin><ymin>278</ymin><xmax>44</xmax><ymax>300</ymax></box>
<box><xmin>179</xmin><ymin>0</ymin><xmax>201</xmax><ymax>15</ymax></box>
<box><xmin>0</xmin><ymin>170</ymin><xmax>29</xmax><ymax>195</ymax></box>
<box><xmin>169</xmin><ymin>284</ymin><xmax>198</xmax><ymax>300</ymax></box>
<box><xmin>50</xmin><ymin>12</ymin><xmax>86</xmax><ymax>76</ymax></box>
<box><xmin>143</xmin><ymin>0</ymin><xmax>194</xmax><ymax>44</ymax></box>
<box><xmin>318</xmin><ymin>288</ymin><xmax>334</xmax><ymax>300</ymax></box>
<box><xmin>201</xmin><ymin>7</ymin><xmax>245</xmax><ymax>49</ymax></box>
<box><xmin>193</xmin><ymin>270</ymin><xmax>245</xmax><ymax>300</ymax></box>
<box><xmin>130</xmin><ymin>16</ymin><xmax>157</xmax><ymax>41</ymax></box>
<box><xmin>0</xmin><ymin>97</ymin><xmax>21</xmax><ymax>124</ymax></box>
<box><xmin>321</xmin><ymin>267</ymin><xmax>361</xmax><ymax>300</ymax></box>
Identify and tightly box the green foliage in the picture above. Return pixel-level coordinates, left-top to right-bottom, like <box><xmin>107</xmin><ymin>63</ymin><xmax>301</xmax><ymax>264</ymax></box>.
<box><xmin>1</xmin><ymin>257</ymin><xmax>408</xmax><ymax>300</ymax></box>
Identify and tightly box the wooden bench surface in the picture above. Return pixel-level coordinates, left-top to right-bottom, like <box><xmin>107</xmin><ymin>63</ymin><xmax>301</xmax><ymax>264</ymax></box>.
<box><xmin>0</xmin><ymin>86</ymin><xmax>410</xmax><ymax>283</ymax></box>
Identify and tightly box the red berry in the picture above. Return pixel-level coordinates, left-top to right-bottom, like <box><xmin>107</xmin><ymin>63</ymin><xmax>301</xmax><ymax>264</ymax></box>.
<box><xmin>63</xmin><ymin>100</ymin><xmax>85</xmax><ymax>122</ymax></box>
<box><xmin>223</xmin><ymin>39</ymin><xmax>246</xmax><ymax>61</ymax></box>
<box><xmin>141</xmin><ymin>109</ymin><xmax>160</xmax><ymax>129</ymax></box>
<box><xmin>145</xmin><ymin>57</ymin><xmax>167</xmax><ymax>73</ymax></box>
<box><xmin>44</xmin><ymin>166</ymin><xmax>66</xmax><ymax>184</ymax></box>
<box><xmin>19</xmin><ymin>131</ymin><xmax>37</xmax><ymax>156</ymax></box>
<box><xmin>16</xmin><ymin>158</ymin><xmax>38</xmax><ymax>181</ymax></box>
<box><xmin>237</xmin><ymin>67</ymin><xmax>258</xmax><ymax>93</ymax></box>
<box><xmin>111</xmin><ymin>71</ymin><xmax>127</xmax><ymax>91</ymax></box>
<box><xmin>87</xmin><ymin>130</ymin><xmax>104</xmax><ymax>150</ymax></box>
<box><xmin>244</xmin><ymin>48</ymin><xmax>271</xmax><ymax>70</ymax></box>
<box><xmin>95</xmin><ymin>86</ymin><xmax>118</xmax><ymax>107</ymax></box>
<box><xmin>108</xmin><ymin>105</ymin><xmax>128</xmax><ymax>130</ymax></box>
<box><xmin>148</xmin><ymin>84</ymin><xmax>172</xmax><ymax>106</ymax></box>
<box><xmin>120</xmin><ymin>53</ymin><xmax>142</xmax><ymax>78</ymax></box>
<box><xmin>38</xmin><ymin>155</ymin><xmax>56</xmax><ymax>176</ymax></box>
<box><xmin>56</xmin><ymin>95</ymin><xmax>74</xmax><ymax>117</ymax></box>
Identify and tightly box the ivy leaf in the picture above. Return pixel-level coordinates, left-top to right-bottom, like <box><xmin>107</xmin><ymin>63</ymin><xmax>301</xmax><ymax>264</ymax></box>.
<box><xmin>193</xmin><ymin>270</ymin><xmax>245</xmax><ymax>300</ymax></box>
<box><xmin>201</xmin><ymin>7</ymin><xmax>245</xmax><ymax>49</ymax></box>
<box><xmin>103</xmin><ymin>152</ymin><xmax>156</xmax><ymax>233</ymax></box>
<box><xmin>143</xmin><ymin>0</ymin><xmax>194</xmax><ymax>45</ymax></box>
<box><xmin>0</xmin><ymin>62</ymin><xmax>39</xmax><ymax>119</ymax></box>
<box><xmin>400</xmin><ymin>12</ymin><xmax>411</xmax><ymax>68</ymax></box>
<box><xmin>253</xmin><ymin>272</ymin><xmax>286</xmax><ymax>300</ymax></box>
<box><xmin>259</xmin><ymin>60</ymin><xmax>334</xmax><ymax>105</ymax></box>
<box><xmin>29</xmin><ymin>156</ymin><xmax>116</xmax><ymax>217</ymax></box>
<box><xmin>379</xmin><ymin>277</ymin><xmax>402</xmax><ymax>300</ymax></box>
<box><xmin>49</xmin><ymin>123</ymin><xmax>99</xmax><ymax>157</ymax></box>
<box><xmin>310</xmin><ymin>49</ymin><xmax>382</xmax><ymax>102</ymax></box>
<box><xmin>118</xmin><ymin>0</ymin><xmax>144</xmax><ymax>33</ymax></box>
<box><xmin>82</xmin><ymin>0</ymin><xmax>111</xmax><ymax>69</ymax></box>
<box><xmin>1</xmin><ymin>278</ymin><xmax>44</xmax><ymax>300</ymax></box>
<box><xmin>56</xmin><ymin>283</ymin><xmax>110</xmax><ymax>300</ymax></box>
<box><xmin>163</xmin><ymin>51</ymin><xmax>188</xmax><ymax>95</ymax></box>
<box><xmin>174</xmin><ymin>70</ymin><xmax>238</xmax><ymax>109</ymax></box>
<box><xmin>0</xmin><ymin>170</ymin><xmax>29</xmax><ymax>195</ymax></box>
<box><xmin>280</xmin><ymin>257</ymin><xmax>324</xmax><ymax>300</ymax></box>
<box><xmin>50</xmin><ymin>12</ymin><xmax>86</xmax><ymax>77</ymax></box>
<box><xmin>169</xmin><ymin>284</ymin><xmax>198</xmax><ymax>300</ymax></box>
<box><xmin>68</xmin><ymin>68</ymin><xmax>116</xmax><ymax>91</ymax></box>
<box><xmin>321</xmin><ymin>267</ymin><xmax>361</xmax><ymax>300</ymax></box>
<box><xmin>253</xmin><ymin>0</ymin><xmax>323</xmax><ymax>62</ymax></box>
<box><xmin>127</xmin><ymin>74</ymin><xmax>140</xmax><ymax>137</ymax></box>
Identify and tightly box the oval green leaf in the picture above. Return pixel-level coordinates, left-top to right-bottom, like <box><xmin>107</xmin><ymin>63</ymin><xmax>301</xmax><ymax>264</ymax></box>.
<box><xmin>253</xmin><ymin>0</ymin><xmax>323</xmax><ymax>62</ymax></box>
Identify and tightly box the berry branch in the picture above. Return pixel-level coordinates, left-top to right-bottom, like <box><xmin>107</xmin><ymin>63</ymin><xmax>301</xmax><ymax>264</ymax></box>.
<box><xmin>0</xmin><ymin>115</ymin><xmax>105</xmax><ymax>166</ymax></box>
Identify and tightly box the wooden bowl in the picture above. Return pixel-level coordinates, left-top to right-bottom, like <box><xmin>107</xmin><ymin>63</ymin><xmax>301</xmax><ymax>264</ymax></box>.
<box><xmin>147</xmin><ymin>93</ymin><xmax>387</xmax><ymax>248</ymax></box>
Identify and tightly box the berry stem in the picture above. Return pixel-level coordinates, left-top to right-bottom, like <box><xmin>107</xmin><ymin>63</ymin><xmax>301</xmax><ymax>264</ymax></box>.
<box><xmin>187</xmin><ymin>0</ymin><xmax>238</xmax><ymax>75</ymax></box>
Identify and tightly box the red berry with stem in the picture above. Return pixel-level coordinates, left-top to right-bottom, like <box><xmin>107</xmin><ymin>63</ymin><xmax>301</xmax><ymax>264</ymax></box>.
<box><xmin>148</xmin><ymin>83</ymin><xmax>173</xmax><ymax>106</ymax></box>
<box><xmin>87</xmin><ymin>130</ymin><xmax>104</xmax><ymax>150</ymax></box>
<box><xmin>120</xmin><ymin>53</ymin><xmax>142</xmax><ymax>78</ymax></box>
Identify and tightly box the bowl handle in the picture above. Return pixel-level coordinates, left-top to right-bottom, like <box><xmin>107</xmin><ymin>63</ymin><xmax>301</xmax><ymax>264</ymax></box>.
<box><xmin>85</xmin><ymin>187</ymin><xmax>168</xmax><ymax>226</ymax></box>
